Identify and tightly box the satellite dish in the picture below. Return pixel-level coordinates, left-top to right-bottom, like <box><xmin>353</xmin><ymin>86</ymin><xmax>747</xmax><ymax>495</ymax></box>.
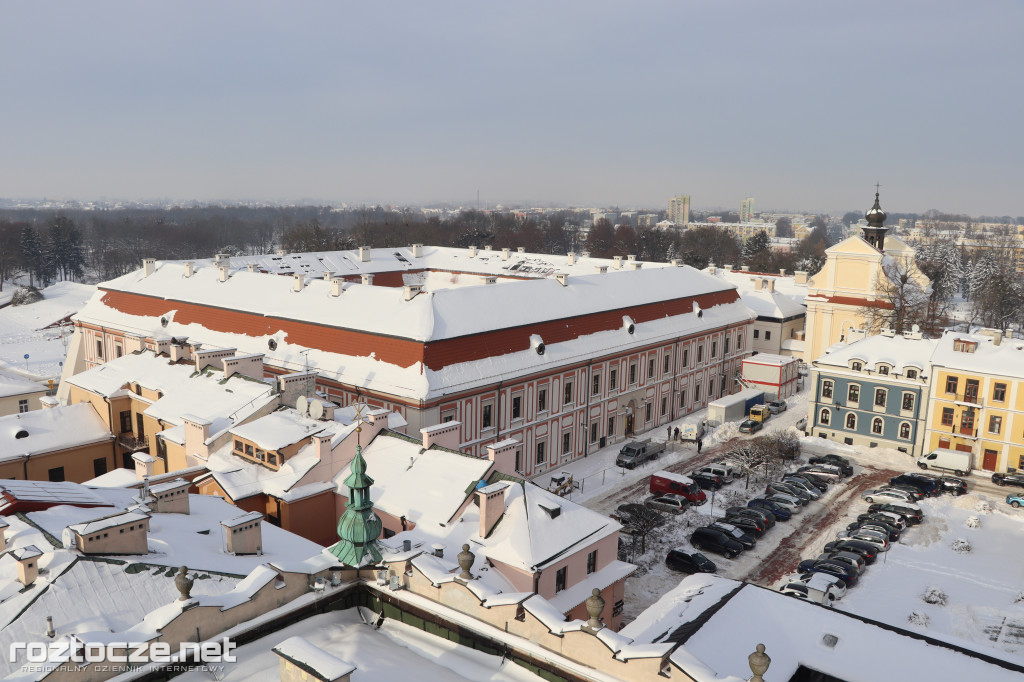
<box><xmin>295</xmin><ymin>395</ymin><xmax>308</xmax><ymax>416</ymax></box>
<box><xmin>309</xmin><ymin>400</ymin><xmax>324</xmax><ymax>421</ymax></box>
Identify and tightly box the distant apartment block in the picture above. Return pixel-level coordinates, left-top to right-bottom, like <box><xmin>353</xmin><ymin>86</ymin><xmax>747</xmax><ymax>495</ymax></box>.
<box><xmin>740</xmin><ymin>197</ymin><xmax>755</xmax><ymax>222</ymax></box>
<box><xmin>668</xmin><ymin>195</ymin><xmax>690</xmax><ymax>225</ymax></box>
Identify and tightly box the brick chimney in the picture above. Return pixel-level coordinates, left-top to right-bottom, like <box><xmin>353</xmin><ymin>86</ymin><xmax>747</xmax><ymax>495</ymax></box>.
<box><xmin>486</xmin><ymin>439</ymin><xmax>521</xmax><ymax>476</ymax></box>
<box><xmin>420</xmin><ymin>421</ymin><xmax>461</xmax><ymax>450</ymax></box>
<box><xmin>477</xmin><ymin>482</ymin><xmax>509</xmax><ymax>538</ymax></box>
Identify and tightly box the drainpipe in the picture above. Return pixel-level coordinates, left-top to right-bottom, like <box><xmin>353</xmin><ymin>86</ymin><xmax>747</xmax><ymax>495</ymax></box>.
<box><xmin>22</xmin><ymin>455</ymin><xmax>29</xmax><ymax>480</ymax></box>
<box><xmin>670</xmin><ymin>338</ymin><xmax>680</xmax><ymax>423</ymax></box>
<box><xmin>583</xmin><ymin>359</ymin><xmax>593</xmax><ymax>456</ymax></box>
<box><xmin>495</xmin><ymin>380</ymin><xmax>504</xmax><ymax>443</ymax></box>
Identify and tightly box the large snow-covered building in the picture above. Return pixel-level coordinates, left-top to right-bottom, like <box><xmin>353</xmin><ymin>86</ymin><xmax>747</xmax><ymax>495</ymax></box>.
<box><xmin>63</xmin><ymin>246</ymin><xmax>756</xmax><ymax>475</ymax></box>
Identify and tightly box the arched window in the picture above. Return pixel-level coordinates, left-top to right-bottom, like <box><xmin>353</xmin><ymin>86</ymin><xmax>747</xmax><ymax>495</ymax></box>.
<box><xmin>872</xmin><ymin>417</ymin><xmax>884</xmax><ymax>435</ymax></box>
<box><xmin>845</xmin><ymin>413</ymin><xmax>857</xmax><ymax>430</ymax></box>
<box><xmin>819</xmin><ymin>408</ymin><xmax>831</xmax><ymax>426</ymax></box>
<box><xmin>899</xmin><ymin>422</ymin><xmax>911</xmax><ymax>440</ymax></box>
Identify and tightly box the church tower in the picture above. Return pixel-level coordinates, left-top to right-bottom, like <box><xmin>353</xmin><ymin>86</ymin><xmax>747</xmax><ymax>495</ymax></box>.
<box><xmin>861</xmin><ymin>190</ymin><xmax>888</xmax><ymax>250</ymax></box>
<box><xmin>328</xmin><ymin>417</ymin><xmax>383</xmax><ymax>567</ymax></box>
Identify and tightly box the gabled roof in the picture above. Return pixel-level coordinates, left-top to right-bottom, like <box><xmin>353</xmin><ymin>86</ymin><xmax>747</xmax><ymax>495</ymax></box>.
<box><xmin>0</xmin><ymin>369</ymin><xmax>47</xmax><ymax>399</ymax></box>
<box><xmin>0</xmin><ymin>403</ymin><xmax>113</xmax><ymax>461</ymax></box>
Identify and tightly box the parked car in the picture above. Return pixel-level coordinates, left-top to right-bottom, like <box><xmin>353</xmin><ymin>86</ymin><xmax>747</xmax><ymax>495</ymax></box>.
<box><xmin>823</xmin><ymin>539</ymin><xmax>878</xmax><ymax>564</ymax></box>
<box><xmin>665</xmin><ymin>549</ymin><xmax>717</xmax><ymax>574</ymax></box>
<box><xmin>797</xmin><ymin>464</ymin><xmax>844</xmax><ymax>481</ymax></box>
<box><xmin>709</xmin><ymin>522</ymin><xmax>757</xmax><ymax>549</ymax></box>
<box><xmin>797</xmin><ymin>559</ymin><xmax>859</xmax><ymax>586</ymax></box>
<box><xmin>861</xmin><ymin>488</ymin><xmax>916</xmax><ymax>504</ymax></box>
<box><xmin>766</xmin><ymin>494</ymin><xmax>803</xmax><ymax>514</ymax></box>
<box><xmin>1006</xmin><ymin>493</ymin><xmax>1024</xmax><ymax>509</ymax></box>
<box><xmin>835</xmin><ymin>527</ymin><xmax>889</xmax><ymax>551</ymax></box>
<box><xmin>936</xmin><ymin>476</ymin><xmax>968</xmax><ymax>496</ymax></box>
<box><xmin>856</xmin><ymin>512</ymin><xmax>906</xmax><ymax>531</ymax></box>
<box><xmin>695</xmin><ymin>463</ymin><xmax>737</xmax><ymax>483</ymax></box>
<box><xmin>788</xmin><ymin>571</ymin><xmax>848</xmax><ymax>599</ymax></box>
<box><xmin>690</xmin><ymin>527</ymin><xmax>744</xmax><ymax>559</ymax></box>
<box><xmin>650</xmin><ymin>471</ymin><xmax>708</xmax><ymax>505</ymax></box>
<box><xmin>766</xmin><ymin>482</ymin><xmax>810</xmax><ymax>503</ymax></box>
<box><xmin>738</xmin><ymin>419</ymin><xmax>763</xmax><ymax>434</ymax></box>
<box><xmin>889</xmin><ymin>473</ymin><xmax>940</xmax><ymax>497</ymax></box>
<box><xmin>725</xmin><ymin>506</ymin><xmax>776</xmax><ymax>528</ymax></box>
<box><xmin>780</xmin><ymin>476</ymin><xmax>822</xmax><ymax>500</ymax></box>
<box><xmin>847</xmin><ymin>520</ymin><xmax>900</xmax><ymax>542</ymax></box>
<box><xmin>691</xmin><ymin>472</ymin><xmax>725</xmax><ymax>491</ymax></box>
<box><xmin>785</xmin><ymin>472</ymin><xmax>828</xmax><ymax>492</ymax></box>
<box><xmin>722</xmin><ymin>513</ymin><xmax>767</xmax><ymax>537</ymax></box>
<box><xmin>867</xmin><ymin>502</ymin><xmax>923</xmax><ymax>524</ymax></box>
<box><xmin>767</xmin><ymin>400</ymin><xmax>788</xmax><ymax>414</ymax></box>
<box><xmin>778</xmin><ymin>582</ymin><xmax>835</xmax><ymax>606</ymax></box>
<box><xmin>748</xmin><ymin>498</ymin><xmax>792</xmax><ymax>521</ymax></box>
<box><xmin>992</xmin><ymin>472</ymin><xmax>1024</xmax><ymax>488</ymax></box>
<box><xmin>814</xmin><ymin>551</ymin><xmax>865</xmax><ymax>573</ymax></box>
<box><xmin>882</xmin><ymin>484</ymin><xmax>925</xmax><ymax>501</ymax></box>
<box><xmin>645</xmin><ymin>494</ymin><xmax>690</xmax><ymax>514</ymax></box>
<box><xmin>807</xmin><ymin>454</ymin><xmax>854</xmax><ymax>476</ymax></box>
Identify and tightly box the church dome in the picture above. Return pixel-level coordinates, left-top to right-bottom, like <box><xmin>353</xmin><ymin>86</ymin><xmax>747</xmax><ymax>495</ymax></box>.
<box><xmin>865</xmin><ymin>191</ymin><xmax>887</xmax><ymax>228</ymax></box>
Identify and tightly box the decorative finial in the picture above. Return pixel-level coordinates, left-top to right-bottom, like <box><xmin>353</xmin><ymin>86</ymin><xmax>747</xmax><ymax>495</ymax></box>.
<box><xmin>748</xmin><ymin>643</ymin><xmax>771</xmax><ymax>682</ymax></box>
<box><xmin>175</xmin><ymin>566</ymin><xmax>194</xmax><ymax>601</ymax></box>
<box><xmin>457</xmin><ymin>544</ymin><xmax>475</xmax><ymax>580</ymax></box>
<box><xmin>585</xmin><ymin>588</ymin><xmax>606</xmax><ymax>631</ymax></box>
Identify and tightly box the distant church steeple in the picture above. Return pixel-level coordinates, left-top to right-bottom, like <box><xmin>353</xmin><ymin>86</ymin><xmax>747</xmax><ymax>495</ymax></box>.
<box><xmin>862</xmin><ymin>185</ymin><xmax>888</xmax><ymax>251</ymax></box>
<box><xmin>328</xmin><ymin>408</ymin><xmax>383</xmax><ymax>567</ymax></box>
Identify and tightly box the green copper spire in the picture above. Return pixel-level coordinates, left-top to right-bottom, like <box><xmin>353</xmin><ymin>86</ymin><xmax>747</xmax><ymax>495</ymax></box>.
<box><xmin>328</xmin><ymin>412</ymin><xmax>383</xmax><ymax>566</ymax></box>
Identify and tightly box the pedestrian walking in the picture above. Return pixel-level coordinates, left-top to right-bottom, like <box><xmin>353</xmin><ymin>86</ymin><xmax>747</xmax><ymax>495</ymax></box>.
<box><xmin>673</xmin><ymin>426</ymin><xmax>680</xmax><ymax>441</ymax></box>
<box><xmin>697</xmin><ymin>437</ymin><xmax>703</xmax><ymax>454</ymax></box>
<box><xmin>667</xmin><ymin>426</ymin><xmax>672</xmax><ymax>441</ymax></box>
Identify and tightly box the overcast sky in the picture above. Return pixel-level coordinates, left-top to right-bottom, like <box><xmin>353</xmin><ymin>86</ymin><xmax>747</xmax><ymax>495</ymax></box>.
<box><xmin>2</xmin><ymin>1</ymin><xmax>1021</xmax><ymax>215</ymax></box>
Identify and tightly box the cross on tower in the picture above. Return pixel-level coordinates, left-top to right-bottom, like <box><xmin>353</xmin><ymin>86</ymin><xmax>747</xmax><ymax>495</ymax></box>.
<box><xmin>874</xmin><ymin>182</ymin><xmax>882</xmax><ymax>194</ymax></box>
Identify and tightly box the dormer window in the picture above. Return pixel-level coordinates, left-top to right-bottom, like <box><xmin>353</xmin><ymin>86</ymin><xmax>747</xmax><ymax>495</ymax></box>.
<box><xmin>877</xmin><ymin>365</ymin><xmax>890</xmax><ymax>375</ymax></box>
<box><xmin>906</xmin><ymin>368</ymin><xmax>918</xmax><ymax>380</ymax></box>
<box><xmin>953</xmin><ymin>339</ymin><xmax>977</xmax><ymax>353</ymax></box>
<box><xmin>851</xmin><ymin>361</ymin><xmax>862</xmax><ymax>371</ymax></box>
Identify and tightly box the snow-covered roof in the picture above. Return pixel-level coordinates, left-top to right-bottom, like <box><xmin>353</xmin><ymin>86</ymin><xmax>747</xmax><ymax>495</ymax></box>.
<box><xmin>9</xmin><ymin>545</ymin><xmax>42</xmax><ymax>561</ymax></box>
<box><xmin>931</xmin><ymin>329</ymin><xmax>1024</xmax><ymax>379</ymax></box>
<box><xmin>335</xmin><ymin>431</ymin><xmax>492</xmax><ymax>527</ymax></box>
<box><xmin>0</xmin><ymin>370</ymin><xmax>46</xmax><ymax>399</ymax></box>
<box><xmin>742</xmin><ymin>353</ymin><xmax>797</xmax><ymax>367</ymax></box>
<box><xmin>669</xmin><ymin>576</ymin><xmax>1024</xmax><ymax>682</ymax></box>
<box><xmin>148</xmin><ymin>477</ymin><xmax>190</xmax><ymax>495</ymax></box>
<box><xmin>0</xmin><ymin>402</ymin><xmax>112</xmax><ymax>460</ymax></box>
<box><xmin>87</xmin><ymin>248</ymin><xmax>740</xmax><ymax>344</ymax></box>
<box><xmin>231</xmin><ymin>410</ymin><xmax>328</xmax><ymax>451</ymax></box>
<box><xmin>68</xmin><ymin>511</ymin><xmax>149</xmax><ymax>535</ymax></box>
<box><xmin>815</xmin><ymin>334</ymin><xmax>938</xmax><ymax>374</ymax></box>
<box><xmin>221</xmin><ymin>511</ymin><xmax>263</xmax><ymax>529</ymax></box>
<box><xmin>66</xmin><ymin>350</ymin><xmax>277</xmax><ymax>438</ymax></box>
<box><xmin>272</xmin><ymin>636</ymin><xmax>355</xmax><ymax>681</ymax></box>
<box><xmin>703</xmin><ymin>268</ymin><xmax>807</xmax><ymax>320</ymax></box>
<box><xmin>480</xmin><ymin>482</ymin><xmax>621</xmax><ymax>571</ymax></box>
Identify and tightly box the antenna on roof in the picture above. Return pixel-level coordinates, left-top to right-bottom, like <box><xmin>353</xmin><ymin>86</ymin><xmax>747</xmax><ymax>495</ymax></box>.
<box><xmin>295</xmin><ymin>395</ymin><xmax>308</xmax><ymax>416</ymax></box>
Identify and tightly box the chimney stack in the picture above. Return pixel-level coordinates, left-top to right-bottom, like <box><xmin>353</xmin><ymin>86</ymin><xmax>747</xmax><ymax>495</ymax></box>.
<box><xmin>358</xmin><ymin>246</ymin><xmax>371</xmax><ymax>262</ymax></box>
<box><xmin>143</xmin><ymin>259</ymin><xmax>156</xmax><ymax>277</ymax></box>
<box><xmin>247</xmin><ymin>263</ymin><xmax>257</xmax><ymax>273</ymax></box>
<box><xmin>555</xmin><ymin>273</ymin><xmax>568</xmax><ymax>286</ymax></box>
<box><xmin>331</xmin><ymin>278</ymin><xmax>344</xmax><ymax>297</ymax></box>
<box><xmin>613</xmin><ymin>256</ymin><xmax>622</xmax><ymax>270</ymax></box>
<box><xmin>517</xmin><ymin>247</ymin><xmax>525</xmax><ymax>253</ymax></box>
<box><xmin>469</xmin><ymin>245</ymin><xmax>477</xmax><ymax>257</ymax></box>
<box><xmin>323</xmin><ymin>271</ymin><xmax>333</xmax><ymax>281</ymax></box>
<box><xmin>567</xmin><ymin>252</ymin><xmax>576</xmax><ymax>266</ymax></box>
<box><xmin>412</xmin><ymin>243</ymin><xmax>423</xmax><ymax>258</ymax></box>
<box><xmin>293</xmin><ymin>274</ymin><xmax>305</xmax><ymax>292</ymax></box>
<box><xmin>403</xmin><ymin>284</ymin><xmax>423</xmax><ymax>301</ymax></box>
<box><xmin>596</xmin><ymin>265</ymin><xmax>608</xmax><ymax>274</ymax></box>
<box><xmin>477</xmin><ymin>482</ymin><xmax>509</xmax><ymax>538</ymax></box>
<box><xmin>767</xmin><ymin>279</ymin><xmax>775</xmax><ymax>293</ymax></box>
<box><xmin>184</xmin><ymin>261</ymin><xmax>195</xmax><ymax>277</ymax></box>
<box><xmin>502</xmin><ymin>248</ymin><xmax>510</xmax><ymax>260</ymax></box>
<box><xmin>361</xmin><ymin>274</ymin><xmax>374</xmax><ymax>286</ymax></box>
<box><xmin>484</xmin><ymin>276</ymin><xmax>497</xmax><ymax>285</ymax></box>
<box><xmin>218</xmin><ymin>265</ymin><xmax>230</xmax><ymax>282</ymax></box>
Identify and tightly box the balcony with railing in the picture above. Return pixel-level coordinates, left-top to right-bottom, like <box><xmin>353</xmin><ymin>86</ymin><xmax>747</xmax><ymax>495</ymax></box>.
<box><xmin>118</xmin><ymin>433</ymin><xmax>149</xmax><ymax>452</ymax></box>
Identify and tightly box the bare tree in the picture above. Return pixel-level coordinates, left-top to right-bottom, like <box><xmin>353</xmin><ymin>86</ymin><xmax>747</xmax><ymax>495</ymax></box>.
<box><xmin>619</xmin><ymin>504</ymin><xmax>666</xmax><ymax>554</ymax></box>
<box><xmin>858</xmin><ymin>255</ymin><xmax>930</xmax><ymax>335</ymax></box>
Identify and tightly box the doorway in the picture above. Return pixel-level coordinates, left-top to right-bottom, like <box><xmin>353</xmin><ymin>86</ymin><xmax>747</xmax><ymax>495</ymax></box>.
<box><xmin>625</xmin><ymin>415</ymin><xmax>634</xmax><ymax>437</ymax></box>
<box><xmin>983</xmin><ymin>449</ymin><xmax>998</xmax><ymax>471</ymax></box>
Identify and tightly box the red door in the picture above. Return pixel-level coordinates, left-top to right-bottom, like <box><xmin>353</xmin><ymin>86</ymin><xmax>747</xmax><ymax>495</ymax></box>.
<box><xmin>982</xmin><ymin>449</ymin><xmax>998</xmax><ymax>471</ymax></box>
<box><xmin>955</xmin><ymin>443</ymin><xmax>973</xmax><ymax>453</ymax></box>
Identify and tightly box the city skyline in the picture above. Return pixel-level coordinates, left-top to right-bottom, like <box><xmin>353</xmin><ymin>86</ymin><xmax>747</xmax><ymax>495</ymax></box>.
<box><xmin>1</xmin><ymin>1</ymin><xmax>1021</xmax><ymax>215</ymax></box>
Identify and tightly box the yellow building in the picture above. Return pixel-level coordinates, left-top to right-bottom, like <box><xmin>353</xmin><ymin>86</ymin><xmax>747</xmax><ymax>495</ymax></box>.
<box><xmin>802</xmin><ymin>192</ymin><xmax>929</xmax><ymax>362</ymax></box>
<box><xmin>925</xmin><ymin>329</ymin><xmax>1024</xmax><ymax>473</ymax></box>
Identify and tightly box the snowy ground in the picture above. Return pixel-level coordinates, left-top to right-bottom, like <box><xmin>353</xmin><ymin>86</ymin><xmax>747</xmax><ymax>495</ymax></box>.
<box><xmin>177</xmin><ymin>608</ymin><xmax>542</xmax><ymax>682</ymax></box>
<box><xmin>0</xmin><ymin>281</ymin><xmax>94</xmax><ymax>382</ymax></box>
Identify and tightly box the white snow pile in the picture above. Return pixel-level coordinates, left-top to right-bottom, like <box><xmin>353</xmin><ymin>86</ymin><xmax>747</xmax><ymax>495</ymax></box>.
<box><xmin>923</xmin><ymin>587</ymin><xmax>948</xmax><ymax>606</ymax></box>
<box><xmin>965</xmin><ymin>515</ymin><xmax>981</xmax><ymax>529</ymax></box>
<box><xmin>975</xmin><ymin>499</ymin><xmax>994</xmax><ymax>515</ymax></box>
<box><xmin>908</xmin><ymin>611</ymin><xmax>930</xmax><ymax>627</ymax></box>
<box><xmin>951</xmin><ymin>537</ymin><xmax>972</xmax><ymax>554</ymax></box>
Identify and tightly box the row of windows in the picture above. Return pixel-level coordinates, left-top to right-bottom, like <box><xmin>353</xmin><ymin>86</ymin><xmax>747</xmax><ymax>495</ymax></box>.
<box><xmin>85</xmin><ymin>523</ymin><xmax>145</xmax><ymax>543</ymax></box>
<box><xmin>818</xmin><ymin>409</ymin><xmax>913</xmax><ymax>440</ymax></box>
<box><xmin>845</xmin><ymin>360</ymin><xmax>918</xmax><ymax>379</ymax></box>
<box><xmin>233</xmin><ymin>439</ymin><xmax>280</xmax><ymax>466</ymax></box>
<box><xmin>821</xmin><ymin>381</ymin><xmax>916</xmax><ymax>412</ymax></box>
<box><xmin>939</xmin><ymin>407</ymin><xmax>1003</xmax><ymax>435</ymax></box>
<box><xmin>944</xmin><ymin>376</ymin><xmax>1006</xmax><ymax>403</ymax></box>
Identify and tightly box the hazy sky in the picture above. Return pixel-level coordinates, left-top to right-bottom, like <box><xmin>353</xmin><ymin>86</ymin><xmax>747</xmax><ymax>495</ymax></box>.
<box><xmin>2</xmin><ymin>1</ymin><xmax>1021</xmax><ymax>215</ymax></box>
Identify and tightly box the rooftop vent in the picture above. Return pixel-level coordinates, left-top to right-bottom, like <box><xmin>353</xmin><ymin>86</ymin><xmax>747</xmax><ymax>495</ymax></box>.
<box><xmin>595</xmin><ymin>265</ymin><xmax>608</xmax><ymax>274</ymax></box>
<box><xmin>555</xmin><ymin>273</ymin><xmax>568</xmax><ymax>286</ymax></box>
<box><xmin>143</xmin><ymin>258</ymin><xmax>156</xmax><ymax>277</ymax></box>
<box><xmin>184</xmin><ymin>262</ymin><xmax>195</xmax><ymax>277</ymax></box>
<box><xmin>531</xmin><ymin>334</ymin><xmax>545</xmax><ymax>355</ymax></box>
<box><xmin>469</xmin><ymin>245</ymin><xmax>477</xmax><ymax>257</ymax></box>
<box><xmin>358</xmin><ymin>246</ymin><xmax>371</xmax><ymax>262</ymax></box>
<box><xmin>218</xmin><ymin>264</ymin><xmax>230</xmax><ymax>282</ymax></box>
<box><xmin>484</xmin><ymin>245</ymin><xmax>492</xmax><ymax>251</ymax></box>
<box><xmin>403</xmin><ymin>284</ymin><xmax>423</xmax><ymax>301</ymax></box>
<box><xmin>502</xmin><ymin>247</ymin><xmax>510</xmax><ymax>260</ymax></box>
<box><xmin>627</xmin><ymin>254</ymin><xmax>636</xmax><ymax>262</ymax></box>
<box><xmin>613</xmin><ymin>256</ymin><xmax>622</xmax><ymax>270</ymax></box>
<box><xmin>623</xmin><ymin>316</ymin><xmax>635</xmax><ymax>334</ymax></box>
<box><xmin>517</xmin><ymin>247</ymin><xmax>525</xmax><ymax>253</ymax></box>
<box><xmin>322</xmin><ymin>270</ymin><xmax>333</xmax><ymax>281</ymax></box>
<box><xmin>566</xmin><ymin>252</ymin><xmax>576</xmax><ymax>266</ymax></box>
<box><xmin>412</xmin><ymin>243</ymin><xmax>423</xmax><ymax>258</ymax></box>
<box><xmin>248</xmin><ymin>263</ymin><xmax>258</xmax><ymax>273</ymax></box>
<box><xmin>484</xmin><ymin>276</ymin><xmax>497</xmax><ymax>285</ymax></box>
<box><xmin>361</xmin><ymin>274</ymin><xmax>374</xmax><ymax>286</ymax></box>
<box><xmin>292</xmin><ymin>274</ymin><xmax>305</xmax><ymax>292</ymax></box>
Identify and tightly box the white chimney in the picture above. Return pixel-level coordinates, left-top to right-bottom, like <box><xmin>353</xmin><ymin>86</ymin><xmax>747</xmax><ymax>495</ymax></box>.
<box><xmin>361</xmin><ymin>274</ymin><xmax>374</xmax><ymax>286</ymax></box>
<box><xmin>517</xmin><ymin>247</ymin><xmax>525</xmax><ymax>253</ymax></box>
<box><xmin>767</xmin><ymin>279</ymin><xmax>776</xmax><ymax>293</ymax></box>
<box><xmin>276</xmin><ymin>249</ymin><xmax>287</xmax><ymax>256</ymax></box>
<box><xmin>555</xmin><ymin>273</ymin><xmax>568</xmax><ymax>286</ymax></box>
<box><xmin>412</xmin><ymin>243</ymin><xmax>423</xmax><ymax>258</ymax></box>
<box><xmin>331</xmin><ymin>278</ymin><xmax>344</xmax><ymax>297</ymax></box>
<box><xmin>613</xmin><ymin>256</ymin><xmax>622</xmax><ymax>270</ymax></box>
<box><xmin>724</xmin><ymin>263</ymin><xmax>733</xmax><ymax>271</ymax></box>
<box><xmin>779</xmin><ymin>268</ymin><xmax>787</xmax><ymax>276</ymax></box>
<box><xmin>247</xmin><ymin>263</ymin><xmax>257</xmax><ymax>273</ymax></box>
<box><xmin>358</xmin><ymin>246</ymin><xmax>371</xmax><ymax>262</ymax></box>
<box><xmin>484</xmin><ymin>245</ymin><xmax>492</xmax><ymax>251</ymax></box>
<box><xmin>404</xmin><ymin>284</ymin><xmax>422</xmax><ymax>301</ymax></box>
<box><xmin>596</xmin><ymin>265</ymin><xmax>608</xmax><ymax>274</ymax></box>
<box><xmin>670</xmin><ymin>259</ymin><xmax>679</xmax><ymax>266</ymax></box>
<box><xmin>754</xmin><ymin>278</ymin><xmax>763</xmax><ymax>291</ymax></box>
<box><xmin>567</xmin><ymin>252</ymin><xmax>576</xmax><ymax>266</ymax></box>
<box><xmin>323</xmin><ymin>271</ymin><xmax>333</xmax><ymax>281</ymax></box>
<box><xmin>627</xmin><ymin>254</ymin><xmax>636</xmax><ymax>262</ymax></box>
<box><xmin>218</xmin><ymin>264</ymin><xmax>230</xmax><ymax>282</ymax></box>
<box><xmin>741</xmin><ymin>266</ymin><xmax>750</xmax><ymax>272</ymax></box>
<box><xmin>293</xmin><ymin>274</ymin><xmax>305</xmax><ymax>292</ymax></box>
<box><xmin>502</xmin><ymin>248</ymin><xmax>510</xmax><ymax>260</ymax></box>
<box><xmin>794</xmin><ymin>270</ymin><xmax>808</xmax><ymax>284</ymax></box>
<box><xmin>184</xmin><ymin>261</ymin><xmax>195</xmax><ymax>277</ymax></box>
<box><xmin>631</xmin><ymin>262</ymin><xmax>643</xmax><ymax>270</ymax></box>
<box><xmin>469</xmin><ymin>245</ymin><xmax>477</xmax><ymax>257</ymax></box>
<box><xmin>143</xmin><ymin>259</ymin><xmax>156</xmax><ymax>277</ymax></box>
<box><xmin>484</xmin><ymin>276</ymin><xmax>497</xmax><ymax>285</ymax></box>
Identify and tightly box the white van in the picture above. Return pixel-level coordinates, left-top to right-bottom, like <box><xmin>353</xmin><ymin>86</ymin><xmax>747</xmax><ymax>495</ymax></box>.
<box><xmin>696</xmin><ymin>462</ymin><xmax>736</xmax><ymax>483</ymax></box>
<box><xmin>917</xmin><ymin>448</ymin><xmax>973</xmax><ymax>476</ymax></box>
